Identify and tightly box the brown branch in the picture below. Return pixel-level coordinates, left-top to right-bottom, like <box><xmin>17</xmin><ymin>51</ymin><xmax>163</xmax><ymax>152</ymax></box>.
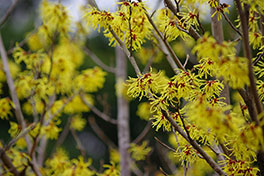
<box><xmin>222</xmin><ymin>12</ymin><xmax>242</xmax><ymax>36</ymax></box>
<box><xmin>154</xmin><ymin>137</ymin><xmax>176</xmax><ymax>153</ymax></box>
<box><xmin>71</xmin><ymin>129</ymin><xmax>86</xmax><ymax>157</ymax></box>
<box><xmin>137</xmin><ymin>1</ymin><xmax>185</xmax><ymax>71</ymax></box>
<box><xmin>235</xmin><ymin>0</ymin><xmax>263</xmax><ymax>116</ymax></box>
<box><xmin>0</xmin><ymin>0</ymin><xmax>20</xmax><ymax>27</ymax></box>
<box><xmin>83</xmin><ymin>47</ymin><xmax>116</xmax><ymax>73</ymax></box>
<box><xmin>80</xmin><ymin>92</ymin><xmax>117</xmax><ymax>124</ymax></box>
<box><xmin>115</xmin><ymin>44</ymin><xmax>131</xmax><ymax>176</ymax></box>
<box><xmin>5</xmin><ymin>123</ymin><xmax>36</xmax><ymax>151</ymax></box>
<box><xmin>0</xmin><ymin>33</ymin><xmax>27</xmax><ymax>132</ymax></box>
<box><xmin>159</xmin><ymin>167</ymin><xmax>169</xmax><ymax>176</ymax></box>
<box><xmin>253</xmin><ymin>50</ymin><xmax>264</xmax><ymax>65</ymax></box>
<box><xmin>88</xmin><ymin>116</ymin><xmax>117</xmax><ymax>149</ymax></box>
<box><xmin>133</xmin><ymin>121</ymin><xmax>152</xmax><ymax>144</ymax></box>
<box><xmin>51</xmin><ymin>117</ymin><xmax>72</xmax><ymax>154</ymax></box>
<box><xmin>0</xmin><ymin>147</ymin><xmax>20</xmax><ymax>176</ymax></box>
<box><xmin>161</xmin><ymin>109</ymin><xmax>227</xmax><ymax>176</ymax></box>
<box><xmin>163</xmin><ymin>0</ymin><xmax>201</xmax><ymax>40</ymax></box>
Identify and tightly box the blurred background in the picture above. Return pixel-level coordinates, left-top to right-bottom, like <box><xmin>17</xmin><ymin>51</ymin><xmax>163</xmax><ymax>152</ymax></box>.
<box><xmin>0</xmin><ymin>0</ymin><xmax>238</xmax><ymax>174</ymax></box>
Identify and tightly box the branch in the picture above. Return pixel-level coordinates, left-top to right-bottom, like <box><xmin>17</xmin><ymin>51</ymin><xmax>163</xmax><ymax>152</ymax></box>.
<box><xmin>51</xmin><ymin>117</ymin><xmax>72</xmax><ymax>155</ymax></box>
<box><xmin>0</xmin><ymin>0</ymin><xmax>20</xmax><ymax>27</ymax></box>
<box><xmin>0</xmin><ymin>147</ymin><xmax>20</xmax><ymax>176</ymax></box>
<box><xmin>235</xmin><ymin>0</ymin><xmax>263</xmax><ymax>116</ymax></box>
<box><xmin>83</xmin><ymin>47</ymin><xmax>116</xmax><ymax>73</ymax></box>
<box><xmin>80</xmin><ymin>92</ymin><xmax>117</xmax><ymax>124</ymax></box>
<box><xmin>115</xmin><ymin>44</ymin><xmax>131</xmax><ymax>176</ymax></box>
<box><xmin>5</xmin><ymin>123</ymin><xmax>36</xmax><ymax>151</ymax></box>
<box><xmin>154</xmin><ymin>137</ymin><xmax>176</xmax><ymax>153</ymax></box>
<box><xmin>163</xmin><ymin>0</ymin><xmax>201</xmax><ymax>40</ymax></box>
<box><xmin>138</xmin><ymin>2</ymin><xmax>185</xmax><ymax>71</ymax></box>
<box><xmin>88</xmin><ymin>116</ymin><xmax>117</xmax><ymax>149</ymax></box>
<box><xmin>133</xmin><ymin>121</ymin><xmax>152</xmax><ymax>144</ymax></box>
<box><xmin>0</xmin><ymin>33</ymin><xmax>26</xmax><ymax>131</ymax></box>
<box><xmin>71</xmin><ymin>129</ymin><xmax>86</xmax><ymax>157</ymax></box>
<box><xmin>221</xmin><ymin>12</ymin><xmax>242</xmax><ymax>36</ymax></box>
<box><xmin>89</xmin><ymin>1</ymin><xmax>141</xmax><ymax>76</ymax></box>
<box><xmin>161</xmin><ymin>109</ymin><xmax>227</xmax><ymax>176</ymax></box>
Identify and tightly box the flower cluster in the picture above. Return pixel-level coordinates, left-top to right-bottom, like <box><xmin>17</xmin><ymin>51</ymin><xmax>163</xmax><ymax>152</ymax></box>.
<box><xmin>84</xmin><ymin>1</ymin><xmax>151</xmax><ymax>50</ymax></box>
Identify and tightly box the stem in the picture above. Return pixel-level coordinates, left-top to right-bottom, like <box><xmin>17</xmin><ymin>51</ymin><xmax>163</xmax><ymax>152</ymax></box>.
<box><xmin>163</xmin><ymin>0</ymin><xmax>201</xmax><ymax>40</ymax></box>
<box><xmin>88</xmin><ymin>116</ymin><xmax>117</xmax><ymax>149</ymax></box>
<box><xmin>115</xmin><ymin>46</ymin><xmax>131</xmax><ymax>176</ymax></box>
<box><xmin>235</xmin><ymin>0</ymin><xmax>263</xmax><ymax>116</ymax></box>
<box><xmin>161</xmin><ymin>109</ymin><xmax>227</xmax><ymax>176</ymax></box>
<box><xmin>80</xmin><ymin>92</ymin><xmax>117</xmax><ymax>124</ymax></box>
<box><xmin>0</xmin><ymin>0</ymin><xmax>20</xmax><ymax>27</ymax></box>
<box><xmin>84</xmin><ymin>47</ymin><xmax>116</xmax><ymax>73</ymax></box>
<box><xmin>0</xmin><ymin>147</ymin><xmax>20</xmax><ymax>176</ymax></box>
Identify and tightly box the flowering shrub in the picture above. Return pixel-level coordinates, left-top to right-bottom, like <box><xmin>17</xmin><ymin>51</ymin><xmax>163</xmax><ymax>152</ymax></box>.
<box><xmin>1</xmin><ymin>0</ymin><xmax>264</xmax><ymax>176</ymax></box>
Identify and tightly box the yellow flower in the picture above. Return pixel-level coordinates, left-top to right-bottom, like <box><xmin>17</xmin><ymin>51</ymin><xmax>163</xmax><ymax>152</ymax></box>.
<box><xmin>40</xmin><ymin>0</ymin><xmax>71</xmax><ymax>36</ymax></box>
<box><xmin>70</xmin><ymin>115</ymin><xmax>86</xmax><ymax>131</ymax></box>
<box><xmin>64</xmin><ymin>94</ymin><xmax>93</xmax><ymax>114</ymax></box>
<box><xmin>126</xmin><ymin>69</ymin><xmax>166</xmax><ymax>100</ymax></box>
<box><xmin>99</xmin><ymin>162</ymin><xmax>120</xmax><ymax>176</ymax></box>
<box><xmin>129</xmin><ymin>141</ymin><xmax>151</xmax><ymax>161</ymax></box>
<box><xmin>0</xmin><ymin>98</ymin><xmax>13</xmax><ymax>120</ymax></box>
<box><xmin>0</xmin><ymin>60</ymin><xmax>20</xmax><ymax>82</ymax></box>
<box><xmin>109</xmin><ymin>148</ymin><xmax>120</xmax><ymax>163</ymax></box>
<box><xmin>136</xmin><ymin>102</ymin><xmax>151</xmax><ymax>121</ymax></box>
<box><xmin>151</xmin><ymin>111</ymin><xmax>171</xmax><ymax>131</ymax></box>
<box><xmin>41</xmin><ymin>119</ymin><xmax>61</xmax><ymax>139</ymax></box>
<box><xmin>75</xmin><ymin>67</ymin><xmax>106</xmax><ymax>93</ymax></box>
<box><xmin>249</xmin><ymin>32</ymin><xmax>263</xmax><ymax>49</ymax></box>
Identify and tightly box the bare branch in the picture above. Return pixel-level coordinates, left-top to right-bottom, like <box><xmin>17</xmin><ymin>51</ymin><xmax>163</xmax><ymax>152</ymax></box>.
<box><xmin>5</xmin><ymin>123</ymin><xmax>36</xmax><ymax>151</ymax></box>
<box><xmin>163</xmin><ymin>0</ymin><xmax>201</xmax><ymax>40</ymax></box>
<box><xmin>133</xmin><ymin>121</ymin><xmax>152</xmax><ymax>144</ymax></box>
<box><xmin>71</xmin><ymin>129</ymin><xmax>86</xmax><ymax>157</ymax></box>
<box><xmin>0</xmin><ymin>0</ymin><xmax>20</xmax><ymax>27</ymax></box>
<box><xmin>0</xmin><ymin>147</ymin><xmax>20</xmax><ymax>176</ymax></box>
<box><xmin>154</xmin><ymin>137</ymin><xmax>176</xmax><ymax>153</ymax></box>
<box><xmin>88</xmin><ymin>116</ymin><xmax>117</xmax><ymax>149</ymax></box>
<box><xmin>235</xmin><ymin>0</ymin><xmax>263</xmax><ymax>116</ymax></box>
<box><xmin>222</xmin><ymin>12</ymin><xmax>242</xmax><ymax>36</ymax></box>
<box><xmin>161</xmin><ymin>109</ymin><xmax>227</xmax><ymax>176</ymax></box>
<box><xmin>83</xmin><ymin>47</ymin><xmax>116</xmax><ymax>73</ymax></box>
<box><xmin>0</xmin><ymin>33</ymin><xmax>26</xmax><ymax>131</ymax></box>
<box><xmin>80</xmin><ymin>92</ymin><xmax>117</xmax><ymax>124</ymax></box>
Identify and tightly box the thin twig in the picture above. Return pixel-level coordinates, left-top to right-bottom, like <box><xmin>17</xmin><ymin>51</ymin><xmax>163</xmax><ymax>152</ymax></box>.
<box><xmin>222</xmin><ymin>12</ymin><xmax>242</xmax><ymax>36</ymax></box>
<box><xmin>235</xmin><ymin>0</ymin><xmax>263</xmax><ymax>116</ymax></box>
<box><xmin>159</xmin><ymin>167</ymin><xmax>169</xmax><ymax>176</ymax></box>
<box><xmin>5</xmin><ymin>123</ymin><xmax>36</xmax><ymax>151</ymax></box>
<box><xmin>253</xmin><ymin>50</ymin><xmax>264</xmax><ymax>65</ymax></box>
<box><xmin>0</xmin><ymin>0</ymin><xmax>20</xmax><ymax>27</ymax></box>
<box><xmin>0</xmin><ymin>33</ymin><xmax>27</xmax><ymax>133</ymax></box>
<box><xmin>183</xmin><ymin>54</ymin><xmax>189</xmax><ymax>68</ymax></box>
<box><xmin>83</xmin><ymin>47</ymin><xmax>116</xmax><ymax>73</ymax></box>
<box><xmin>172</xmin><ymin>128</ymin><xmax>187</xmax><ymax>175</ymax></box>
<box><xmin>161</xmin><ymin>109</ymin><xmax>227</xmax><ymax>175</ymax></box>
<box><xmin>154</xmin><ymin>137</ymin><xmax>176</xmax><ymax>153</ymax></box>
<box><xmin>51</xmin><ymin>117</ymin><xmax>72</xmax><ymax>154</ymax></box>
<box><xmin>0</xmin><ymin>147</ymin><xmax>20</xmax><ymax>176</ymax></box>
<box><xmin>80</xmin><ymin>92</ymin><xmax>117</xmax><ymax>124</ymax></box>
<box><xmin>163</xmin><ymin>0</ymin><xmax>201</xmax><ymax>40</ymax></box>
<box><xmin>88</xmin><ymin>116</ymin><xmax>117</xmax><ymax>149</ymax></box>
<box><xmin>71</xmin><ymin>129</ymin><xmax>86</xmax><ymax>157</ymax></box>
<box><xmin>137</xmin><ymin>1</ymin><xmax>185</xmax><ymax>71</ymax></box>
<box><xmin>88</xmin><ymin>2</ymin><xmax>142</xmax><ymax>76</ymax></box>
<box><xmin>133</xmin><ymin>121</ymin><xmax>152</xmax><ymax>144</ymax></box>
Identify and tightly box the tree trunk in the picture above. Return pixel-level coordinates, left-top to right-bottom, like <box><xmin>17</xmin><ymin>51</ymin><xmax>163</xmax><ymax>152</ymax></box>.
<box><xmin>115</xmin><ymin>46</ymin><xmax>131</xmax><ymax>176</ymax></box>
